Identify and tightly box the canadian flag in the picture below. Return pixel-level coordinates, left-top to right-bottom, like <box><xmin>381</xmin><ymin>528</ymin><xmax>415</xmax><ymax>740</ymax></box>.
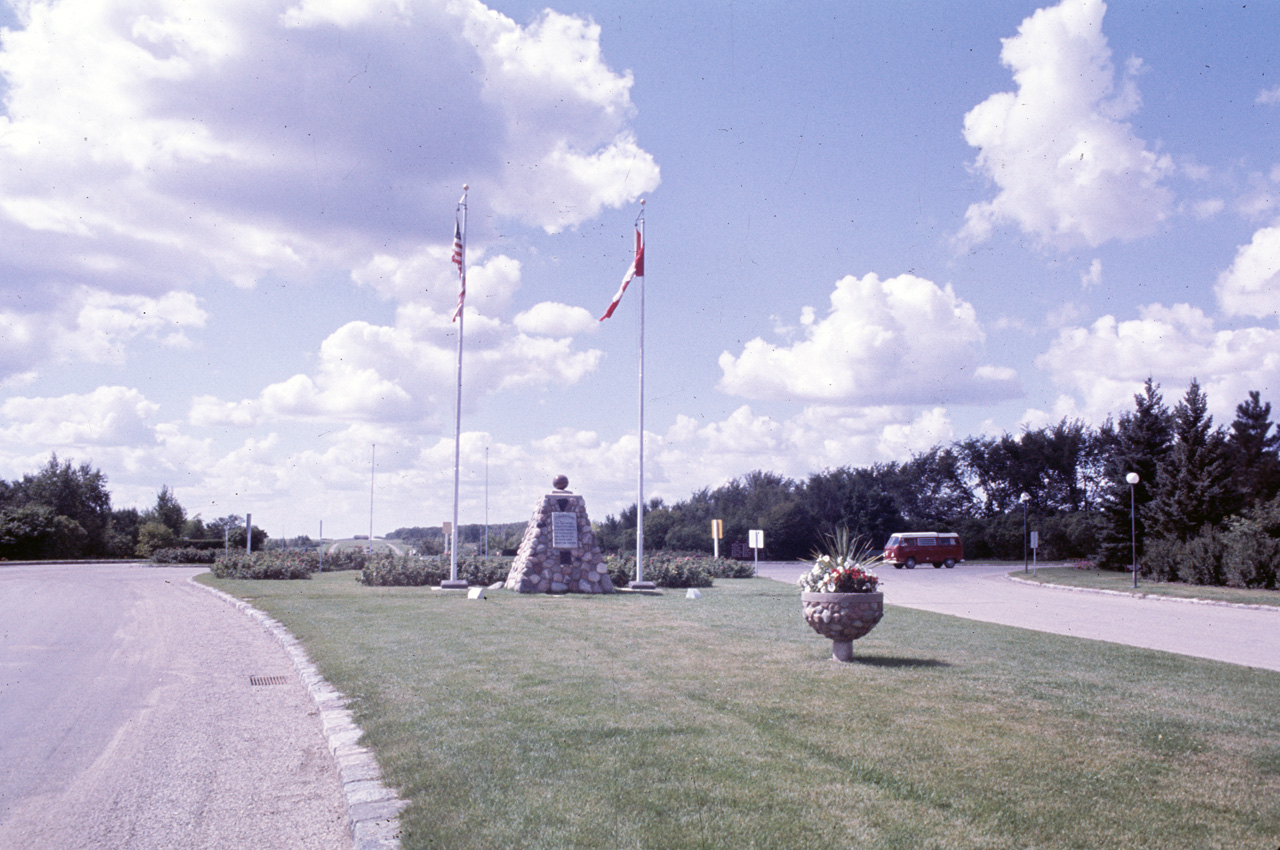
<box><xmin>599</xmin><ymin>227</ymin><xmax>644</xmax><ymax>321</ymax></box>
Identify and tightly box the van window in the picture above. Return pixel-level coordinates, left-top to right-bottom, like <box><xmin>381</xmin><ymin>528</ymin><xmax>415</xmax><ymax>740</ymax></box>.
<box><xmin>917</xmin><ymin>537</ymin><xmax>937</xmax><ymax>546</ymax></box>
<box><xmin>886</xmin><ymin>536</ymin><xmax>901</xmax><ymax>547</ymax></box>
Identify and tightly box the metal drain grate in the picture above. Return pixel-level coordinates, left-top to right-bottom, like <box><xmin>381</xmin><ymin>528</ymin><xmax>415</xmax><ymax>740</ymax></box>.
<box><xmin>249</xmin><ymin>675</ymin><xmax>290</xmax><ymax>686</ymax></box>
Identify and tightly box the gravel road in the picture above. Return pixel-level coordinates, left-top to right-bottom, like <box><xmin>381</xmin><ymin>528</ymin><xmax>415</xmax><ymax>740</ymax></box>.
<box><xmin>0</xmin><ymin>563</ymin><xmax>353</xmax><ymax>849</ymax></box>
<box><xmin>757</xmin><ymin>559</ymin><xmax>1280</xmax><ymax>672</ymax></box>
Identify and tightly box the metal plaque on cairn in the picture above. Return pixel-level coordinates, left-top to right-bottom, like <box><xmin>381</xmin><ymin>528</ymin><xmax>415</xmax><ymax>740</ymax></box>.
<box><xmin>551</xmin><ymin>512</ymin><xmax>579</xmax><ymax>548</ymax></box>
<box><xmin>504</xmin><ymin>476</ymin><xmax>613</xmax><ymax>594</ymax></box>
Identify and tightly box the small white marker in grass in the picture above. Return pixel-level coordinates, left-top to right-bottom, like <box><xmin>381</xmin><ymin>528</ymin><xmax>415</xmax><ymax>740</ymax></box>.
<box><xmin>686</xmin><ymin>588</ymin><xmax>702</xmax><ymax>599</ymax></box>
<box><xmin>467</xmin><ymin>587</ymin><xmax>486</xmax><ymax>600</ymax></box>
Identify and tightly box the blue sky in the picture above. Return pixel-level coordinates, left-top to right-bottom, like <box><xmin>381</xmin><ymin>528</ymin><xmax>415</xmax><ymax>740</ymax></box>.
<box><xmin>2</xmin><ymin>0</ymin><xmax>1278</xmax><ymax>538</ymax></box>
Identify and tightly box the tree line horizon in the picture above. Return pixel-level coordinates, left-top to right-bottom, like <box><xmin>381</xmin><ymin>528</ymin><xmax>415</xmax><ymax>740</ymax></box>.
<box><xmin>4</xmin><ymin>378</ymin><xmax>1279</xmax><ymax>589</ymax></box>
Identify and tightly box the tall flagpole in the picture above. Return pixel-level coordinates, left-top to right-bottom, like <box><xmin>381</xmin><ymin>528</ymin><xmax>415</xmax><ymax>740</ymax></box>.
<box><xmin>632</xmin><ymin>200</ymin><xmax>654</xmax><ymax>589</ymax></box>
<box><xmin>484</xmin><ymin>445</ymin><xmax>489</xmax><ymax>557</ymax></box>
<box><xmin>444</xmin><ymin>185</ymin><xmax>469</xmax><ymax>589</ymax></box>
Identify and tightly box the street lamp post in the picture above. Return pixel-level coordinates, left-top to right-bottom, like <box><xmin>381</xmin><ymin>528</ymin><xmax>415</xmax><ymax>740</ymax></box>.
<box><xmin>1020</xmin><ymin>492</ymin><xmax>1031</xmax><ymax>573</ymax></box>
<box><xmin>1126</xmin><ymin>472</ymin><xmax>1140</xmax><ymax>588</ymax></box>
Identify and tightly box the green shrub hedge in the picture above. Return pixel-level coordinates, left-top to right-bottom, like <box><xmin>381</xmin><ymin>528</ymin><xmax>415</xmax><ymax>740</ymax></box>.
<box><xmin>210</xmin><ymin>551</ymin><xmax>318</xmax><ymax>579</ymax></box>
<box><xmin>605</xmin><ymin>552</ymin><xmax>750</xmax><ymax>588</ymax></box>
<box><xmin>208</xmin><ymin>547</ymin><xmax>756</xmax><ymax>588</ymax></box>
<box><xmin>704</xmin><ymin>557</ymin><xmax>757</xmax><ymax>579</ymax></box>
<box><xmin>319</xmin><ymin>548</ymin><xmax>370</xmax><ymax>572</ymax></box>
<box><xmin>359</xmin><ymin>553</ymin><xmax>513</xmax><ymax>587</ymax></box>
<box><xmin>151</xmin><ymin>546</ymin><xmax>219</xmax><ymax>565</ymax></box>
<box><xmin>1144</xmin><ymin>509</ymin><xmax>1280</xmax><ymax>590</ymax></box>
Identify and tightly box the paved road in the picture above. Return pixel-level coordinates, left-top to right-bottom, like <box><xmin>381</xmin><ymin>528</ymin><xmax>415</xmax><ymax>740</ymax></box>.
<box><xmin>0</xmin><ymin>563</ymin><xmax>352</xmax><ymax>849</ymax></box>
<box><xmin>757</xmin><ymin>560</ymin><xmax>1280</xmax><ymax>672</ymax></box>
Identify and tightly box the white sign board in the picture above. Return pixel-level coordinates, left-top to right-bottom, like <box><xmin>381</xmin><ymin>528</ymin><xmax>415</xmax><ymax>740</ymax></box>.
<box><xmin>1030</xmin><ymin>531</ymin><xmax>1039</xmax><ymax>550</ymax></box>
<box><xmin>748</xmin><ymin>529</ymin><xmax>764</xmax><ymax>549</ymax></box>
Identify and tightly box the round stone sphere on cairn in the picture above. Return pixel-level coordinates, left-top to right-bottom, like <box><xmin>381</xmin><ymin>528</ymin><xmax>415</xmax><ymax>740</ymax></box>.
<box><xmin>552</xmin><ymin>474</ymin><xmax>569</xmax><ymax>491</ymax></box>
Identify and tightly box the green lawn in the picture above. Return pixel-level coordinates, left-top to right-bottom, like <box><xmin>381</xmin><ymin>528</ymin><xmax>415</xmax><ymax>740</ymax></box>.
<box><xmin>202</xmin><ymin>573</ymin><xmax>1280</xmax><ymax>850</ymax></box>
<box><xmin>1013</xmin><ymin>565</ymin><xmax>1280</xmax><ymax>608</ymax></box>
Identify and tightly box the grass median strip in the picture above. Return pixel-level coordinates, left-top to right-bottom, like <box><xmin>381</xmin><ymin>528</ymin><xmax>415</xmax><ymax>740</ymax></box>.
<box><xmin>200</xmin><ymin>572</ymin><xmax>1280</xmax><ymax>850</ymax></box>
<box><xmin>1013</xmin><ymin>565</ymin><xmax>1280</xmax><ymax>608</ymax></box>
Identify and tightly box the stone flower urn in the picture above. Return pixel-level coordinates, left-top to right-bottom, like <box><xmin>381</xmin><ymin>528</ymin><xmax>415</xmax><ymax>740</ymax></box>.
<box><xmin>801</xmin><ymin>591</ymin><xmax>884</xmax><ymax>662</ymax></box>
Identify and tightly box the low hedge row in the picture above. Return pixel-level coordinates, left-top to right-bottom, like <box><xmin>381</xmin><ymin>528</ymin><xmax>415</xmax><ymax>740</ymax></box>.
<box><xmin>605</xmin><ymin>552</ymin><xmax>755</xmax><ymax>588</ymax></box>
<box><xmin>151</xmin><ymin>547</ymin><xmax>219</xmax><ymax>565</ymax></box>
<box><xmin>210</xmin><ymin>551</ymin><xmax>318</xmax><ymax>579</ymax></box>
<box><xmin>318</xmin><ymin>549</ymin><xmax>371</xmax><ymax>572</ymax></box>
<box><xmin>359</xmin><ymin>553</ymin><xmax>514</xmax><ymax>587</ymax></box>
<box><xmin>206</xmin><ymin>548</ymin><xmax>756</xmax><ymax>589</ymax></box>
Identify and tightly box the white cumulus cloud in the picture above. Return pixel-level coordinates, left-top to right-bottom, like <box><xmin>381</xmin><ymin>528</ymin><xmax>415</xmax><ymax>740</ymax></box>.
<box><xmin>513</xmin><ymin>302</ymin><xmax>598</xmax><ymax>336</ymax></box>
<box><xmin>0</xmin><ymin>386</ymin><xmax>159</xmax><ymax>446</ymax></box>
<box><xmin>190</xmin><ymin>300</ymin><xmax>603</xmax><ymax>427</ymax></box>
<box><xmin>1037</xmin><ymin>303</ymin><xmax>1280</xmax><ymax>421</ymax></box>
<box><xmin>0</xmin><ymin>0</ymin><xmax>659</xmax><ymax>379</ymax></box>
<box><xmin>717</xmin><ymin>272</ymin><xmax>1020</xmax><ymax>406</ymax></box>
<box><xmin>0</xmin><ymin>288</ymin><xmax>207</xmax><ymax>377</ymax></box>
<box><xmin>959</xmin><ymin>0</ymin><xmax>1173</xmax><ymax>249</ymax></box>
<box><xmin>1216</xmin><ymin>225</ymin><xmax>1280</xmax><ymax>319</ymax></box>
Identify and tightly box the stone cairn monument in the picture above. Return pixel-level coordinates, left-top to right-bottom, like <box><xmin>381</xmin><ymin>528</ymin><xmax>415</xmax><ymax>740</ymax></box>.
<box><xmin>504</xmin><ymin>476</ymin><xmax>614</xmax><ymax>594</ymax></box>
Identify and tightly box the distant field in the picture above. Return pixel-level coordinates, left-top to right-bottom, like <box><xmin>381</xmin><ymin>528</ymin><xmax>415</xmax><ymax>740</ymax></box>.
<box><xmin>203</xmin><ymin>573</ymin><xmax>1280</xmax><ymax>850</ymax></box>
<box><xmin>1014</xmin><ymin>565</ymin><xmax>1280</xmax><ymax>608</ymax></box>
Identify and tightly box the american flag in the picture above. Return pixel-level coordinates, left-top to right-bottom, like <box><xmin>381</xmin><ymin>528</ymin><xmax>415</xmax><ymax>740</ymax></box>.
<box><xmin>451</xmin><ymin>219</ymin><xmax>465</xmax><ymax>322</ymax></box>
<box><xmin>599</xmin><ymin>227</ymin><xmax>644</xmax><ymax>321</ymax></box>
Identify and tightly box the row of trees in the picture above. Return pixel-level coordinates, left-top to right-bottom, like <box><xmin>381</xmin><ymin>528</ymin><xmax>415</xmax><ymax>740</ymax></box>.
<box><xmin>0</xmin><ymin>455</ymin><xmax>265</xmax><ymax>560</ymax></box>
<box><xmin>6</xmin><ymin>380</ymin><xmax>1278</xmax><ymax>588</ymax></box>
<box><xmin>1094</xmin><ymin>381</ymin><xmax>1280</xmax><ymax>587</ymax></box>
<box><xmin>596</xmin><ymin>380</ymin><xmax>1280</xmax><ymax>587</ymax></box>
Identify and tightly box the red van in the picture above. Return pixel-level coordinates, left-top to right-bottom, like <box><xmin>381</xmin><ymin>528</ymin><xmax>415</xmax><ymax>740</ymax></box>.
<box><xmin>883</xmin><ymin>532</ymin><xmax>963</xmax><ymax>569</ymax></box>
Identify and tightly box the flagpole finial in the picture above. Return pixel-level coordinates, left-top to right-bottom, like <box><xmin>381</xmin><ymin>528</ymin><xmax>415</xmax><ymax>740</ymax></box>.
<box><xmin>640</xmin><ymin>198</ymin><xmax>645</xmax><ymax>205</ymax></box>
<box><xmin>463</xmin><ymin>183</ymin><xmax>469</xmax><ymax>192</ymax></box>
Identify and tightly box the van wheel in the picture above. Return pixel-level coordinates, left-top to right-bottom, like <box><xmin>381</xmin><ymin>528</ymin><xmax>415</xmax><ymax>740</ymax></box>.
<box><xmin>894</xmin><ymin>563</ymin><xmax>904</xmax><ymax>569</ymax></box>
<box><xmin>945</xmin><ymin>558</ymin><xmax>956</xmax><ymax>568</ymax></box>
<box><xmin>932</xmin><ymin>562</ymin><xmax>942</xmax><ymax>569</ymax></box>
<box><xmin>905</xmin><ymin>558</ymin><xmax>916</xmax><ymax>569</ymax></box>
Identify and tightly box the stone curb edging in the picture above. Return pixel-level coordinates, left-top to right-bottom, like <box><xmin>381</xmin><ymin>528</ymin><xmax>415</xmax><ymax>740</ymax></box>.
<box><xmin>1006</xmin><ymin>573</ymin><xmax>1280</xmax><ymax>613</ymax></box>
<box><xmin>191</xmin><ymin>578</ymin><xmax>407</xmax><ymax>850</ymax></box>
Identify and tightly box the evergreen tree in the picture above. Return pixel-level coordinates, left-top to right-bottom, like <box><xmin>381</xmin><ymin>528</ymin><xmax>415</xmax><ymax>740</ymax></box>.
<box><xmin>1149</xmin><ymin>379</ymin><xmax>1231</xmax><ymax>543</ymax></box>
<box><xmin>1096</xmin><ymin>379</ymin><xmax>1173</xmax><ymax>570</ymax></box>
<box><xmin>1140</xmin><ymin>380</ymin><xmax>1233</xmax><ymax>583</ymax></box>
<box><xmin>1226</xmin><ymin>390</ymin><xmax>1280</xmax><ymax>509</ymax></box>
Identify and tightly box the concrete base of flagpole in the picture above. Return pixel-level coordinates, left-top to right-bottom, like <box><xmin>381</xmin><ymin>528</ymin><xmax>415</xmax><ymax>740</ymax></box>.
<box><xmin>440</xmin><ymin>579</ymin><xmax>469</xmax><ymax>590</ymax></box>
<box><xmin>628</xmin><ymin>580</ymin><xmax>656</xmax><ymax>590</ymax></box>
